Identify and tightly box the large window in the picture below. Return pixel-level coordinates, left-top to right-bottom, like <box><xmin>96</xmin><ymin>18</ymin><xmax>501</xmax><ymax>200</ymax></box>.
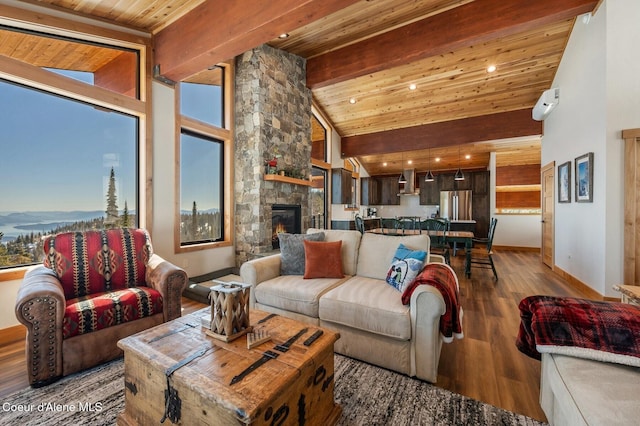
<box><xmin>0</xmin><ymin>23</ymin><xmax>144</xmax><ymax>274</ymax></box>
<box><xmin>176</xmin><ymin>65</ymin><xmax>232</xmax><ymax>250</ymax></box>
<box><xmin>179</xmin><ymin>130</ymin><xmax>224</xmax><ymax>245</ymax></box>
<box><xmin>310</xmin><ymin>109</ymin><xmax>331</xmax><ymax>228</ymax></box>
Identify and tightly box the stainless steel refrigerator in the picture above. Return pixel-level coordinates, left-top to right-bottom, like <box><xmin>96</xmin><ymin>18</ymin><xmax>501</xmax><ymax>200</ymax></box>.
<box><xmin>439</xmin><ymin>190</ymin><xmax>472</xmax><ymax>221</ymax></box>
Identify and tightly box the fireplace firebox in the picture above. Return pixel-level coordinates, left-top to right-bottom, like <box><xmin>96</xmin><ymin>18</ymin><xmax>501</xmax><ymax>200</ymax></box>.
<box><xmin>272</xmin><ymin>204</ymin><xmax>301</xmax><ymax>249</ymax></box>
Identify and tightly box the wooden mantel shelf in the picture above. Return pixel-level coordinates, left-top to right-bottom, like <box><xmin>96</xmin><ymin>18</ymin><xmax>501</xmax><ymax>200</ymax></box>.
<box><xmin>264</xmin><ymin>174</ymin><xmax>311</xmax><ymax>186</ymax></box>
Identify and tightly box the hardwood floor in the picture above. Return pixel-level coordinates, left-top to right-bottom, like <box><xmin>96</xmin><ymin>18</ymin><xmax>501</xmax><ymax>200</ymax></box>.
<box><xmin>0</xmin><ymin>250</ymin><xmax>591</xmax><ymax>422</ymax></box>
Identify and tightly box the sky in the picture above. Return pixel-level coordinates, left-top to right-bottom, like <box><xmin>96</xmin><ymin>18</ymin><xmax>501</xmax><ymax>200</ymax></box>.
<box><xmin>0</xmin><ymin>73</ymin><xmax>223</xmax><ymax>214</ymax></box>
<box><xmin>0</xmin><ymin>75</ymin><xmax>136</xmax><ymax>212</ymax></box>
<box><xmin>179</xmin><ymin>82</ymin><xmax>223</xmax><ymax>212</ymax></box>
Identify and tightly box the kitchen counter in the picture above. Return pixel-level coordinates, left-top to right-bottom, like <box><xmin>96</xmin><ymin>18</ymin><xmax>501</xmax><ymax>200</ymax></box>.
<box><xmin>331</xmin><ymin>217</ymin><xmax>381</xmax><ymax>231</ymax></box>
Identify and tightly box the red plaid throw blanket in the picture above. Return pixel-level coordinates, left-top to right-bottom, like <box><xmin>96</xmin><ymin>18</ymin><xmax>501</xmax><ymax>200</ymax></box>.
<box><xmin>402</xmin><ymin>263</ymin><xmax>463</xmax><ymax>343</ymax></box>
<box><xmin>516</xmin><ymin>295</ymin><xmax>640</xmax><ymax>367</ymax></box>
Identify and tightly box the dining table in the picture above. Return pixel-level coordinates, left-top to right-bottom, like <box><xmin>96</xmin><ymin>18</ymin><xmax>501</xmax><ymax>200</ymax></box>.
<box><xmin>367</xmin><ymin>228</ymin><xmax>475</xmax><ymax>278</ymax></box>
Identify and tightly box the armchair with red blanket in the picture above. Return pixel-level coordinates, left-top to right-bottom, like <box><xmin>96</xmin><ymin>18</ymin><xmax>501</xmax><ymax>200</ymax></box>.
<box><xmin>15</xmin><ymin>228</ymin><xmax>187</xmax><ymax>387</ymax></box>
<box><xmin>516</xmin><ymin>295</ymin><xmax>640</xmax><ymax>425</ymax></box>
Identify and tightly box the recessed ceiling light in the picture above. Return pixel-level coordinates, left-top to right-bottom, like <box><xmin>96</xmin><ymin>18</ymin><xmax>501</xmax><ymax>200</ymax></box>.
<box><xmin>278</xmin><ymin>33</ymin><xmax>290</xmax><ymax>39</ymax></box>
<box><xmin>465</xmin><ymin>154</ymin><xmax>471</xmax><ymax>160</ymax></box>
<box><xmin>407</xmin><ymin>160</ymin><xmax>413</xmax><ymax>165</ymax></box>
<box><xmin>409</xmin><ymin>83</ymin><xmax>417</xmax><ymax>91</ymax></box>
<box><xmin>349</xmin><ymin>98</ymin><xmax>357</xmax><ymax>104</ymax></box>
<box><xmin>435</xmin><ymin>157</ymin><xmax>441</xmax><ymax>162</ymax></box>
<box><xmin>383</xmin><ymin>162</ymin><xmax>387</xmax><ymax>166</ymax></box>
<box><xmin>487</xmin><ymin>64</ymin><xmax>497</xmax><ymax>73</ymax></box>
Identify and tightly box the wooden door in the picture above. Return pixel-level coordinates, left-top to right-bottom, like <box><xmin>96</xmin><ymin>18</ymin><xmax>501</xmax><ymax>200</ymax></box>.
<box><xmin>541</xmin><ymin>162</ymin><xmax>555</xmax><ymax>268</ymax></box>
<box><xmin>623</xmin><ymin>129</ymin><xmax>640</xmax><ymax>286</ymax></box>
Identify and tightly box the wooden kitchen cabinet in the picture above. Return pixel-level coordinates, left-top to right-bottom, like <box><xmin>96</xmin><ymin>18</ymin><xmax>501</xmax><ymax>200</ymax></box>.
<box><xmin>438</xmin><ymin>173</ymin><xmax>455</xmax><ymax>191</ymax></box>
<box><xmin>361</xmin><ymin>177</ymin><xmax>380</xmax><ymax>205</ymax></box>
<box><xmin>419</xmin><ymin>173</ymin><xmax>440</xmax><ymax>205</ymax></box>
<box><xmin>472</xmin><ymin>170</ymin><xmax>489</xmax><ymax>195</ymax></box>
<box><xmin>454</xmin><ymin>173</ymin><xmax>472</xmax><ymax>190</ymax></box>
<box><xmin>378</xmin><ymin>176</ymin><xmax>400</xmax><ymax>205</ymax></box>
<box><xmin>471</xmin><ymin>171</ymin><xmax>490</xmax><ymax>236</ymax></box>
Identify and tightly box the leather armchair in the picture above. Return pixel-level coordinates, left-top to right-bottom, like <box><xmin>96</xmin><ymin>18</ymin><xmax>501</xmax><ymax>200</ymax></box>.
<box><xmin>15</xmin><ymin>228</ymin><xmax>187</xmax><ymax>387</ymax></box>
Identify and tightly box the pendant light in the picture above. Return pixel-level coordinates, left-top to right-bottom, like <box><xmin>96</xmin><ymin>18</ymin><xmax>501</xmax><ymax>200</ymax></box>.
<box><xmin>398</xmin><ymin>152</ymin><xmax>407</xmax><ymax>184</ymax></box>
<box><xmin>425</xmin><ymin>148</ymin><xmax>435</xmax><ymax>182</ymax></box>
<box><xmin>454</xmin><ymin>145</ymin><xmax>465</xmax><ymax>181</ymax></box>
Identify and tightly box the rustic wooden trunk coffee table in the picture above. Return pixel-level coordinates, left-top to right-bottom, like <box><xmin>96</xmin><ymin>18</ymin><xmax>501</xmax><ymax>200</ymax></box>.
<box><xmin>117</xmin><ymin>309</ymin><xmax>341</xmax><ymax>425</ymax></box>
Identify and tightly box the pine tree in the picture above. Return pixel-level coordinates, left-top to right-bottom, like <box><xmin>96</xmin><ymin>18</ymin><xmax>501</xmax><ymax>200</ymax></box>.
<box><xmin>122</xmin><ymin>200</ymin><xmax>130</xmax><ymax>227</ymax></box>
<box><xmin>191</xmin><ymin>201</ymin><xmax>198</xmax><ymax>240</ymax></box>
<box><xmin>105</xmin><ymin>167</ymin><xmax>119</xmax><ymax>228</ymax></box>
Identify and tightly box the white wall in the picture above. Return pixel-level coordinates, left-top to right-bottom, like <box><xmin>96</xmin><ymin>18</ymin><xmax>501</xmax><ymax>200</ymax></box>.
<box><xmin>489</xmin><ymin>152</ymin><xmax>542</xmax><ymax>248</ymax></box>
<box><xmin>541</xmin><ymin>0</ymin><xmax>640</xmax><ymax>297</ymax></box>
<box><xmin>0</xmin><ymin>278</ymin><xmax>22</xmax><ymax>328</ymax></box>
<box><xmin>150</xmin><ymin>82</ymin><xmax>236</xmax><ymax>276</ymax></box>
<box><xmin>370</xmin><ymin>196</ymin><xmax>438</xmax><ymax>219</ymax></box>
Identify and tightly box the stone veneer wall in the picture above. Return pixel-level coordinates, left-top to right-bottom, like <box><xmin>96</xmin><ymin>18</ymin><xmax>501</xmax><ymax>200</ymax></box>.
<box><xmin>234</xmin><ymin>44</ymin><xmax>312</xmax><ymax>265</ymax></box>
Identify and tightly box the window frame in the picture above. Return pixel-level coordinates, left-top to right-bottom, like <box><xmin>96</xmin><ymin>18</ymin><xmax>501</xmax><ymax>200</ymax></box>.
<box><xmin>310</xmin><ymin>105</ymin><xmax>332</xmax><ymax>228</ymax></box>
<box><xmin>178</xmin><ymin>128</ymin><xmax>225</xmax><ymax>245</ymax></box>
<box><xmin>0</xmin><ymin>12</ymin><xmax>149</xmax><ymax>282</ymax></box>
<box><xmin>174</xmin><ymin>63</ymin><xmax>234</xmax><ymax>253</ymax></box>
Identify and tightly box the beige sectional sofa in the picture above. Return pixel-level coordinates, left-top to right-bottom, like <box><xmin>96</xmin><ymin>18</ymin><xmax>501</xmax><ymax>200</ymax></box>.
<box><xmin>540</xmin><ymin>353</ymin><xmax>640</xmax><ymax>425</ymax></box>
<box><xmin>239</xmin><ymin>228</ymin><xmax>449</xmax><ymax>383</ymax></box>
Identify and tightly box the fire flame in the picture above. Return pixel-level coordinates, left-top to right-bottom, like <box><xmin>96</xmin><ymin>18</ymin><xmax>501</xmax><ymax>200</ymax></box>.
<box><xmin>273</xmin><ymin>222</ymin><xmax>288</xmax><ymax>237</ymax></box>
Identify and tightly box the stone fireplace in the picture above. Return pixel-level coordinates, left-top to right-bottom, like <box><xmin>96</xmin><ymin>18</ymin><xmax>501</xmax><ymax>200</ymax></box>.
<box><xmin>271</xmin><ymin>204</ymin><xmax>302</xmax><ymax>249</ymax></box>
<box><xmin>234</xmin><ymin>44</ymin><xmax>312</xmax><ymax>265</ymax></box>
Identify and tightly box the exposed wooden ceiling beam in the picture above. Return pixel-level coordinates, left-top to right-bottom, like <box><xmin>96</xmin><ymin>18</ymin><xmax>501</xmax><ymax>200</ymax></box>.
<box><xmin>340</xmin><ymin>109</ymin><xmax>542</xmax><ymax>158</ymax></box>
<box><xmin>154</xmin><ymin>0</ymin><xmax>360</xmax><ymax>82</ymax></box>
<box><xmin>307</xmin><ymin>0</ymin><xmax>597</xmax><ymax>89</ymax></box>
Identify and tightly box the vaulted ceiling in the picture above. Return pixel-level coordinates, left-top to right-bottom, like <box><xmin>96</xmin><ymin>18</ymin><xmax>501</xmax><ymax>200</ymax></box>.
<box><xmin>7</xmin><ymin>0</ymin><xmax>601</xmax><ymax>174</ymax></box>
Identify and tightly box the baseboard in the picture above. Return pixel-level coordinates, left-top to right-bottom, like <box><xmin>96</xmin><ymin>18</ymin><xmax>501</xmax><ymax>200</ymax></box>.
<box><xmin>552</xmin><ymin>266</ymin><xmax>606</xmax><ymax>301</ymax></box>
<box><xmin>493</xmin><ymin>245</ymin><xmax>540</xmax><ymax>253</ymax></box>
<box><xmin>0</xmin><ymin>324</ymin><xmax>26</xmax><ymax>345</ymax></box>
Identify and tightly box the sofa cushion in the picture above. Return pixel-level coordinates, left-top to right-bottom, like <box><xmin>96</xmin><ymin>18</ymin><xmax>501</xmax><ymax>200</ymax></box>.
<box><xmin>542</xmin><ymin>353</ymin><xmax>640</xmax><ymax>426</ymax></box>
<box><xmin>254</xmin><ymin>275</ymin><xmax>348</xmax><ymax>318</ymax></box>
<box><xmin>278</xmin><ymin>232</ymin><xmax>325</xmax><ymax>275</ymax></box>
<box><xmin>356</xmin><ymin>233</ymin><xmax>430</xmax><ymax>280</ymax></box>
<box><xmin>303</xmin><ymin>240</ymin><xmax>344</xmax><ymax>279</ymax></box>
<box><xmin>307</xmin><ymin>228</ymin><xmax>361</xmax><ymax>276</ymax></box>
<box><xmin>319</xmin><ymin>276</ymin><xmax>411</xmax><ymax>340</ymax></box>
<box><xmin>386</xmin><ymin>243</ymin><xmax>427</xmax><ymax>292</ymax></box>
<box><xmin>43</xmin><ymin>228</ymin><xmax>152</xmax><ymax>300</ymax></box>
<box><xmin>63</xmin><ymin>287</ymin><xmax>163</xmax><ymax>339</ymax></box>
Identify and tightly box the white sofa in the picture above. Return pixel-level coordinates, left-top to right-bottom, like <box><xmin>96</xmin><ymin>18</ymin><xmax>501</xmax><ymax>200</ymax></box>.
<box><xmin>239</xmin><ymin>228</ymin><xmax>450</xmax><ymax>383</ymax></box>
<box><xmin>540</xmin><ymin>353</ymin><xmax>640</xmax><ymax>425</ymax></box>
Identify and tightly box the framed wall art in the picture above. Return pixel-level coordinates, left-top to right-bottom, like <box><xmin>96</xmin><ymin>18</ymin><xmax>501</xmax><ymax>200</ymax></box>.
<box><xmin>575</xmin><ymin>152</ymin><xmax>594</xmax><ymax>202</ymax></box>
<box><xmin>558</xmin><ymin>161</ymin><xmax>571</xmax><ymax>203</ymax></box>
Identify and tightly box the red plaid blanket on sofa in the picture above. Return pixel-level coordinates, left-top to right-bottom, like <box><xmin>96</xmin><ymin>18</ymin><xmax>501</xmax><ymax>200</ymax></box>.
<box><xmin>402</xmin><ymin>263</ymin><xmax>463</xmax><ymax>343</ymax></box>
<box><xmin>516</xmin><ymin>295</ymin><xmax>640</xmax><ymax>367</ymax></box>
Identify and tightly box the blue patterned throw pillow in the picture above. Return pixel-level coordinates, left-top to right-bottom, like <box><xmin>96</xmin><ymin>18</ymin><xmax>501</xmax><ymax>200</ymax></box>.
<box><xmin>386</xmin><ymin>244</ymin><xmax>427</xmax><ymax>292</ymax></box>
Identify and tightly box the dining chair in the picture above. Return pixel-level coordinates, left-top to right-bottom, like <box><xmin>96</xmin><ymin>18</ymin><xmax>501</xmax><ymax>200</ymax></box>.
<box><xmin>354</xmin><ymin>214</ymin><xmax>365</xmax><ymax>234</ymax></box>
<box><xmin>381</xmin><ymin>218</ymin><xmax>401</xmax><ymax>235</ymax></box>
<box><xmin>420</xmin><ymin>218</ymin><xmax>450</xmax><ymax>264</ymax></box>
<box><xmin>397</xmin><ymin>217</ymin><xmax>416</xmax><ymax>234</ymax></box>
<box><xmin>469</xmin><ymin>217</ymin><xmax>498</xmax><ymax>280</ymax></box>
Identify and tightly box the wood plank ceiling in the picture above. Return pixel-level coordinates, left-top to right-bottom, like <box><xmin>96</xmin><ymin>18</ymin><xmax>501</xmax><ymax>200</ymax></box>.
<box><xmin>5</xmin><ymin>0</ymin><xmax>600</xmax><ymax>175</ymax></box>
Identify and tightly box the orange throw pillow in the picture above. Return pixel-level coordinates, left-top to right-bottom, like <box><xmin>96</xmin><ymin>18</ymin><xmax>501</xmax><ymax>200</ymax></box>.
<box><xmin>303</xmin><ymin>240</ymin><xmax>344</xmax><ymax>279</ymax></box>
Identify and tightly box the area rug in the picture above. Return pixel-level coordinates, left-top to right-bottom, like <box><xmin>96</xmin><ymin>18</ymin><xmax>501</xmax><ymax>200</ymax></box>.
<box><xmin>0</xmin><ymin>355</ymin><xmax>545</xmax><ymax>425</ymax></box>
